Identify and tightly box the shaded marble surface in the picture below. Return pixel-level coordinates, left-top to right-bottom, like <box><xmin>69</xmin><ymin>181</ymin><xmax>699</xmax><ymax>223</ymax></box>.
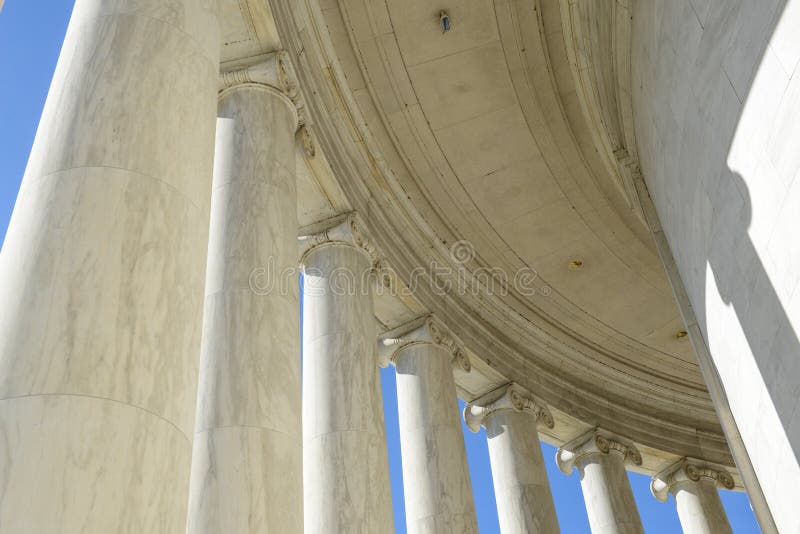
<box><xmin>0</xmin><ymin>0</ymin><xmax>219</xmax><ymax>530</ymax></box>
<box><xmin>485</xmin><ymin>411</ymin><xmax>559</xmax><ymax>534</ymax></box>
<box><xmin>186</xmin><ymin>84</ymin><xmax>302</xmax><ymax>533</ymax></box>
<box><xmin>394</xmin><ymin>342</ymin><xmax>478</xmax><ymax>534</ymax></box>
<box><xmin>302</xmin><ymin>242</ymin><xmax>394</xmax><ymax>533</ymax></box>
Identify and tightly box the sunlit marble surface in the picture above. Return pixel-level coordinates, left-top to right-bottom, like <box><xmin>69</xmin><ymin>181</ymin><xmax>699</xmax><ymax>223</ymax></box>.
<box><xmin>186</xmin><ymin>85</ymin><xmax>302</xmax><ymax>533</ymax></box>
<box><xmin>0</xmin><ymin>0</ymin><xmax>219</xmax><ymax>530</ymax></box>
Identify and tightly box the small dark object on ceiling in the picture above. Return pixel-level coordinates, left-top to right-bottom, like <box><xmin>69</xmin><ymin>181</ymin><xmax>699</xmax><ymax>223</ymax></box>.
<box><xmin>440</xmin><ymin>10</ymin><xmax>451</xmax><ymax>33</ymax></box>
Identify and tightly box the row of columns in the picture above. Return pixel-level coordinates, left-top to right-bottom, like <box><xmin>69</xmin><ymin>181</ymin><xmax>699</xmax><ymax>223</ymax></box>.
<box><xmin>298</xmin><ymin>227</ymin><xmax>737</xmax><ymax>534</ymax></box>
<box><xmin>0</xmin><ymin>1</ymin><xmax>743</xmax><ymax>532</ymax></box>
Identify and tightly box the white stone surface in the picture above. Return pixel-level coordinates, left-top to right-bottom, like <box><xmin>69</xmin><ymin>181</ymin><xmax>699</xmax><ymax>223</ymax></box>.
<box><xmin>464</xmin><ymin>384</ymin><xmax>559</xmax><ymax>534</ymax></box>
<box><xmin>186</xmin><ymin>83</ymin><xmax>302</xmax><ymax>533</ymax></box>
<box><xmin>387</xmin><ymin>319</ymin><xmax>478</xmax><ymax>534</ymax></box>
<box><xmin>301</xmin><ymin>218</ymin><xmax>394</xmax><ymax>534</ymax></box>
<box><xmin>632</xmin><ymin>0</ymin><xmax>800</xmax><ymax>530</ymax></box>
<box><xmin>0</xmin><ymin>0</ymin><xmax>219</xmax><ymax>530</ymax></box>
<box><xmin>557</xmin><ymin>430</ymin><xmax>644</xmax><ymax>534</ymax></box>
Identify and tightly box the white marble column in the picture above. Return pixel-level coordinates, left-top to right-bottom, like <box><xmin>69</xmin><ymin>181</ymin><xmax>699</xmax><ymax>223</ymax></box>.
<box><xmin>464</xmin><ymin>383</ymin><xmax>559</xmax><ymax>534</ymax></box>
<box><xmin>379</xmin><ymin>316</ymin><xmax>478</xmax><ymax>534</ymax></box>
<box><xmin>0</xmin><ymin>1</ymin><xmax>219</xmax><ymax>531</ymax></box>
<box><xmin>186</xmin><ymin>54</ymin><xmax>303</xmax><ymax>533</ymax></box>
<box><xmin>651</xmin><ymin>459</ymin><xmax>734</xmax><ymax>534</ymax></box>
<box><xmin>556</xmin><ymin>429</ymin><xmax>644</xmax><ymax>534</ymax></box>
<box><xmin>300</xmin><ymin>213</ymin><xmax>394</xmax><ymax>533</ymax></box>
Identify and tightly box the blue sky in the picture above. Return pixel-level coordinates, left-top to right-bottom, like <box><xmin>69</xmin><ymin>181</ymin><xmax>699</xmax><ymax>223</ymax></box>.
<box><xmin>0</xmin><ymin>3</ymin><xmax>760</xmax><ymax>532</ymax></box>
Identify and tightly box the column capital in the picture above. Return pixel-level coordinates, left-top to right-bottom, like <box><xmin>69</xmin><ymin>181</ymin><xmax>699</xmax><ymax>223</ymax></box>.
<box><xmin>298</xmin><ymin>212</ymin><xmax>376</xmax><ymax>261</ymax></box>
<box><xmin>650</xmin><ymin>458</ymin><xmax>734</xmax><ymax>502</ymax></box>
<box><xmin>220</xmin><ymin>51</ymin><xmax>297</xmax><ymax>95</ymax></box>
<box><xmin>219</xmin><ymin>51</ymin><xmax>307</xmax><ymax>126</ymax></box>
<box><xmin>556</xmin><ymin>428</ymin><xmax>642</xmax><ymax>475</ymax></box>
<box><xmin>377</xmin><ymin>314</ymin><xmax>471</xmax><ymax>372</ymax></box>
<box><xmin>463</xmin><ymin>383</ymin><xmax>554</xmax><ymax>433</ymax></box>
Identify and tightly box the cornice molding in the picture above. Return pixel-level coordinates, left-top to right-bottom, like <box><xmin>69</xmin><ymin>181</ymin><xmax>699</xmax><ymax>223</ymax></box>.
<box><xmin>650</xmin><ymin>458</ymin><xmax>735</xmax><ymax>502</ymax></box>
<box><xmin>463</xmin><ymin>383</ymin><xmax>554</xmax><ymax>433</ymax></box>
<box><xmin>377</xmin><ymin>315</ymin><xmax>471</xmax><ymax>372</ymax></box>
<box><xmin>556</xmin><ymin>428</ymin><xmax>642</xmax><ymax>475</ymax></box>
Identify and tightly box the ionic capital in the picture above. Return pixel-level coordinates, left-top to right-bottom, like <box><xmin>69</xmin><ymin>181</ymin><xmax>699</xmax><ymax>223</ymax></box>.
<box><xmin>219</xmin><ymin>51</ymin><xmax>307</xmax><ymax>126</ymax></box>
<box><xmin>463</xmin><ymin>383</ymin><xmax>554</xmax><ymax>433</ymax></box>
<box><xmin>298</xmin><ymin>212</ymin><xmax>375</xmax><ymax>260</ymax></box>
<box><xmin>556</xmin><ymin>428</ymin><xmax>642</xmax><ymax>475</ymax></box>
<box><xmin>378</xmin><ymin>315</ymin><xmax>471</xmax><ymax>372</ymax></box>
<box><xmin>220</xmin><ymin>51</ymin><xmax>297</xmax><ymax>94</ymax></box>
<box><xmin>650</xmin><ymin>458</ymin><xmax>734</xmax><ymax>502</ymax></box>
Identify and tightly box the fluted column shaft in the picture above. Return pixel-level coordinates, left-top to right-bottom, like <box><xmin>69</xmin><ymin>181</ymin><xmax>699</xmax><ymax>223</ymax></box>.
<box><xmin>557</xmin><ymin>430</ymin><xmax>644</xmax><ymax>534</ymax></box>
<box><xmin>186</xmin><ymin>63</ymin><xmax>302</xmax><ymax>533</ymax></box>
<box><xmin>465</xmin><ymin>384</ymin><xmax>559</xmax><ymax>533</ymax></box>
<box><xmin>301</xmin><ymin>215</ymin><xmax>394</xmax><ymax>533</ymax></box>
<box><xmin>382</xmin><ymin>317</ymin><xmax>477</xmax><ymax>534</ymax></box>
<box><xmin>651</xmin><ymin>459</ymin><xmax>734</xmax><ymax>534</ymax></box>
<box><xmin>0</xmin><ymin>1</ymin><xmax>219</xmax><ymax>531</ymax></box>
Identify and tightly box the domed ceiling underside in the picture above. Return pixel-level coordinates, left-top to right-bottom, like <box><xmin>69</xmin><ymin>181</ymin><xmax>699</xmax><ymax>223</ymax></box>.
<box><xmin>219</xmin><ymin>0</ymin><xmax>738</xmax><ymax>478</ymax></box>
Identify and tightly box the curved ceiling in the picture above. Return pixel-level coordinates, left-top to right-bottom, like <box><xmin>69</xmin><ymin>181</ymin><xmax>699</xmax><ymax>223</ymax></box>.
<box><xmin>219</xmin><ymin>0</ymin><xmax>736</xmax><ymax>475</ymax></box>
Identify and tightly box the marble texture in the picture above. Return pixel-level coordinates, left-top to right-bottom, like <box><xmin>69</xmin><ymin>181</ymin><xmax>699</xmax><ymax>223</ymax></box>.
<box><xmin>186</xmin><ymin>84</ymin><xmax>302</xmax><ymax>533</ymax></box>
<box><xmin>392</xmin><ymin>337</ymin><xmax>478</xmax><ymax>534</ymax></box>
<box><xmin>462</xmin><ymin>384</ymin><xmax>560</xmax><ymax>534</ymax></box>
<box><xmin>557</xmin><ymin>430</ymin><xmax>644</xmax><ymax>534</ymax></box>
<box><xmin>302</xmin><ymin>234</ymin><xmax>394</xmax><ymax>533</ymax></box>
<box><xmin>0</xmin><ymin>0</ymin><xmax>219</xmax><ymax>530</ymax></box>
<box><xmin>632</xmin><ymin>0</ymin><xmax>800</xmax><ymax>530</ymax></box>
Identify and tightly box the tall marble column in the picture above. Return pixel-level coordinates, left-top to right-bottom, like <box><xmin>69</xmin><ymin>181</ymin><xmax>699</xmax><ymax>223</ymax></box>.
<box><xmin>379</xmin><ymin>316</ymin><xmax>478</xmax><ymax>534</ymax></box>
<box><xmin>0</xmin><ymin>1</ymin><xmax>220</xmax><ymax>531</ymax></box>
<box><xmin>464</xmin><ymin>383</ymin><xmax>560</xmax><ymax>534</ymax></box>
<box><xmin>186</xmin><ymin>54</ymin><xmax>303</xmax><ymax>534</ymax></box>
<box><xmin>556</xmin><ymin>429</ymin><xmax>644</xmax><ymax>534</ymax></box>
<box><xmin>651</xmin><ymin>459</ymin><xmax>734</xmax><ymax>534</ymax></box>
<box><xmin>300</xmin><ymin>213</ymin><xmax>394</xmax><ymax>533</ymax></box>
